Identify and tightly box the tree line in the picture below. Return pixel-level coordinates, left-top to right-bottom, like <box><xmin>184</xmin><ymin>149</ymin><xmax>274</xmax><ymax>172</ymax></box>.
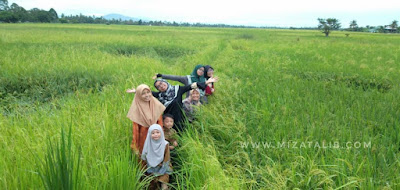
<box><xmin>1</xmin><ymin>0</ymin><xmax>399</xmax><ymax>34</ymax></box>
<box><xmin>58</xmin><ymin>14</ymin><xmax>258</xmax><ymax>28</ymax></box>
<box><xmin>0</xmin><ymin>1</ymin><xmax>258</xmax><ymax>28</ymax></box>
<box><xmin>0</xmin><ymin>0</ymin><xmax>58</xmax><ymax>23</ymax></box>
<box><xmin>317</xmin><ymin>18</ymin><xmax>399</xmax><ymax>37</ymax></box>
<box><xmin>347</xmin><ymin>19</ymin><xmax>399</xmax><ymax>33</ymax></box>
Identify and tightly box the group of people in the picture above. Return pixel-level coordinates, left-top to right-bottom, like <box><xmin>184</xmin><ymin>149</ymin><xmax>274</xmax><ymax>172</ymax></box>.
<box><xmin>126</xmin><ymin>65</ymin><xmax>217</xmax><ymax>189</ymax></box>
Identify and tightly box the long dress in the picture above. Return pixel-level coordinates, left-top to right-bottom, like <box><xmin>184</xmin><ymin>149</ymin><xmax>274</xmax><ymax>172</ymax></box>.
<box><xmin>147</xmin><ymin>145</ymin><xmax>173</xmax><ymax>190</ymax></box>
<box><xmin>131</xmin><ymin>115</ymin><xmax>164</xmax><ymax>154</ymax></box>
<box><xmin>127</xmin><ymin>84</ymin><xmax>166</xmax><ymax>168</ymax></box>
<box><xmin>141</xmin><ymin>124</ymin><xmax>173</xmax><ymax>190</ymax></box>
<box><xmin>131</xmin><ymin>116</ymin><xmax>163</xmax><ymax>168</ymax></box>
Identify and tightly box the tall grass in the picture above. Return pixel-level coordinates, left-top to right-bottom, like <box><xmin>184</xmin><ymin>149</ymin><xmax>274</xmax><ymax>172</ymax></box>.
<box><xmin>37</xmin><ymin>126</ymin><xmax>82</xmax><ymax>190</ymax></box>
<box><xmin>103</xmin><ymin>150</ymin><xmax>151</xmax><ymax>190</ymax></box>
<box><xmin>173</xmin><ymin>125</ymin><xmax>244</xmax><ymax>189</ymax></box>
<box><xmin>36</xmin><ymin>126</ymin><xmax>150</xmax><ymax>190</ymax></box>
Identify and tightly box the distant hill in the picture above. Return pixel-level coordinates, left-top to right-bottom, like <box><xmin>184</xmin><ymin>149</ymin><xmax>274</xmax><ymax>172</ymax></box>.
<box><xmin>103</xmin><ymin>14</ymin><xmax>140</xmax><ymax>21</ymax></box>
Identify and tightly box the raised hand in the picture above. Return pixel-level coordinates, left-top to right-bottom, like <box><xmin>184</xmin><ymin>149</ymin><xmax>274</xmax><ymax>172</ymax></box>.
<box><xmin>206</xmin><ymin>77</ymin><xmax>218</xmax><ymax>84</ymax></box>
<box><xmin>126</xmin><ymin>88</ymin><xmax>136</xmax><ymax>93</ymax></box>
<box><xmin>152</xmin><ymin>73</ymin><xmax>159</xmax><ymax>80</ymax></box>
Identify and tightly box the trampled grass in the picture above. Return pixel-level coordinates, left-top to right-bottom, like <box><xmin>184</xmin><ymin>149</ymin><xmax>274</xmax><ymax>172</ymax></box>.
<box><xmin>0</xmin><ymin>23</ymin><xmax>399</xmax><ymax>189</ymax></box>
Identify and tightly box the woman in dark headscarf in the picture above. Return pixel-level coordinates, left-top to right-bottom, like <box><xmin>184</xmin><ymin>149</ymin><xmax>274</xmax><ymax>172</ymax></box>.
<box><xmin>203</xmin><ymin>65</ymin><xmax>216</xmax><ymax>96</ymax></box>
<box><xmin>152</xmin><ymin>77</ymin><xmax>216</xmax><ymax>131</ymax></box>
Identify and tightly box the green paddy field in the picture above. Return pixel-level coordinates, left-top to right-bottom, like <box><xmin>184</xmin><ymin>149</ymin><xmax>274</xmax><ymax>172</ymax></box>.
<box><xmin>0</xmin><ymin>23</ymin><xmax>399</xmax><ymax>189</ymax></box>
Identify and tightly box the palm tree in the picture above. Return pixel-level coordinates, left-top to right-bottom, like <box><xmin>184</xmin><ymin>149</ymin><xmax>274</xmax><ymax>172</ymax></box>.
<box><xmin>349</xmin><ymin>20</ymin><xmax>358</xmax><ymax>31</ymax></box>
<box><xmin>390</xmin><ymin>20</ymin><xmax>398</xmax><ymax>29</ymax></box>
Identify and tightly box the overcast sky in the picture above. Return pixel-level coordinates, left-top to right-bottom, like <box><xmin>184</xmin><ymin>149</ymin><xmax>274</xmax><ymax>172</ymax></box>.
<box><xmin>7</xmin><ymin>0</ymin><xmax>400</xmax><ymax>27</ymax></box>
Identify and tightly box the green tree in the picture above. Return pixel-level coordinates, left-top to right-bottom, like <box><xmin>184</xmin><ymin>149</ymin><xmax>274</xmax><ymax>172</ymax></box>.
<box><xmin>28</xmin><ymin>8</ymin><xmax>51</xmax><ymax>22</ymax></box>
<box><xmin>0</xmin><ymin>10</ymin><xmax>17</xmax><ymax>22</ymax></box>
<box><xmin>9</xmin><ymin>3</ymin><xmax>28</xmax><ymax>22</ymax></box>
<box><xmin>318</xmin><ymin>18</ymin><xmax>341</xmax><ymax>37</ymax></box>
<box><xmin>36</xmin><ymin>10</ymin><xmax>51</xmax><ymax>22</ymax></box>
<box><xmin>349</xmin><ymin>20</ymin><xmax>358</xmax><ymax>31</ymax></box>
<box><xmin>59</xmin><ymin>17</ymin><xmax>68</xmax><ymax>23</ymax></box>
<box><xmin>390</xmin><ymin>20</ymin><xmax>398</xmax><ymax>32</ymax></box>
<box><xmin>48</xmin><ymin>8</ymin><xmax>58</xmax><ymax>22</ymax></box>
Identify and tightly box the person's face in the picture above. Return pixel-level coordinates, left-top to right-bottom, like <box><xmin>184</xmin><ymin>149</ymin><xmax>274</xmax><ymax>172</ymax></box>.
<box><xmin>207</xmin><ymin>69</ymin><xmax>214</xmax><ymax>78</ymax></box>
<box><xmin>191</xmin><ymin>90</ymin><xmax>200</xmax><ymax>101</ymax></box>
<box><xmin>151</xmin><ymin>129</ymin><xmax>161</xmax><ymax>140</ymax></box>
<box><xmin>163</xmin><ymin>117</ymin><xmax>174</xmax><ymax>129</ymax></box>
<box><xmin>141</xmin><ymin>89</ymin><xmax>151</xmax><ymax>102</ymax></box>
<box><xmin>196</xmin><ymin>67</ymin><xmax>205</xmax><ymax>76</ymax></box>
<box><xmin>155</xmin><ymin>81</ymin><xmax>168</xmax><ymax>92</ymax></box>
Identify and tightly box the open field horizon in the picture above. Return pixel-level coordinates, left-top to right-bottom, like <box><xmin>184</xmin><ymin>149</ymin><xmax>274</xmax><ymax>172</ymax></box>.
<box><xmin>1</xmin><ymin>23</ymin><xmax>399</xmax><ymax>189</ymax></box>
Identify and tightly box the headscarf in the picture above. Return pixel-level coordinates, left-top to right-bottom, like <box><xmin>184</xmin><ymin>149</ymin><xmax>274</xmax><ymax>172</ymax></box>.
<box><xmin>203</xmin><ymin>65</ymin><xmax>214</xmax><ymax>79</ymax></box>
<box><xmin>188</xmin><ymin>88</ymin><xmax>201</xmax><ymax>104</ymax></box>
<box><xmin>183</xmin><ymin>88</ymin><xmax>201</xmax><ymax>113</ymax></box>
<box><xmin>154</xmin><ymin>79</ymin><xmax>179</xmax><ymax>107</ymax></box>
<box><xmin>127</xmin><ymin>84</ymin><xmax>165</xmax><ymax>127</ymax></box>
<box><xmin>190</xmin><ymin>65</ymin><xmax>206</xmax><ymax>83</ymax></box>
<box><xmin>141</xmin><ymin>124</ymin><xmax>168</xmax><ymax>167</ymax></box>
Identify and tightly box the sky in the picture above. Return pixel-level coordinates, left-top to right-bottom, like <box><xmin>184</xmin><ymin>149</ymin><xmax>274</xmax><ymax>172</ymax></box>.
<box><xmin>7</xmin><ymin>0</ymin><xmax>400</xmax><ymax>27</ymax></box>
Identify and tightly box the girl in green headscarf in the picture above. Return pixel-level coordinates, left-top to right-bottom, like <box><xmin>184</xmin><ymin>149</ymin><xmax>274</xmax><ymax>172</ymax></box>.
<box><xmin>189</xmin><ymin>65</ymin><xmax>206</xmax><ymax>83</ymax></box>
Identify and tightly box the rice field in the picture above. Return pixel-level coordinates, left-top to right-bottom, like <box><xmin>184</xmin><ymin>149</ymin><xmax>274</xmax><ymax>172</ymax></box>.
<box><xmin>1</xmin><ymin>23</ymin><xmax>400</xmax><ymax>189</ymax></box>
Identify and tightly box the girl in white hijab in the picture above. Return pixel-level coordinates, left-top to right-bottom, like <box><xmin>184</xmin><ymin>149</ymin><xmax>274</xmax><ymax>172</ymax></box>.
<box><xmin>141</xmin><ymin>124</ymin><xmax>172</xmax><ymax>190</ymax></box>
